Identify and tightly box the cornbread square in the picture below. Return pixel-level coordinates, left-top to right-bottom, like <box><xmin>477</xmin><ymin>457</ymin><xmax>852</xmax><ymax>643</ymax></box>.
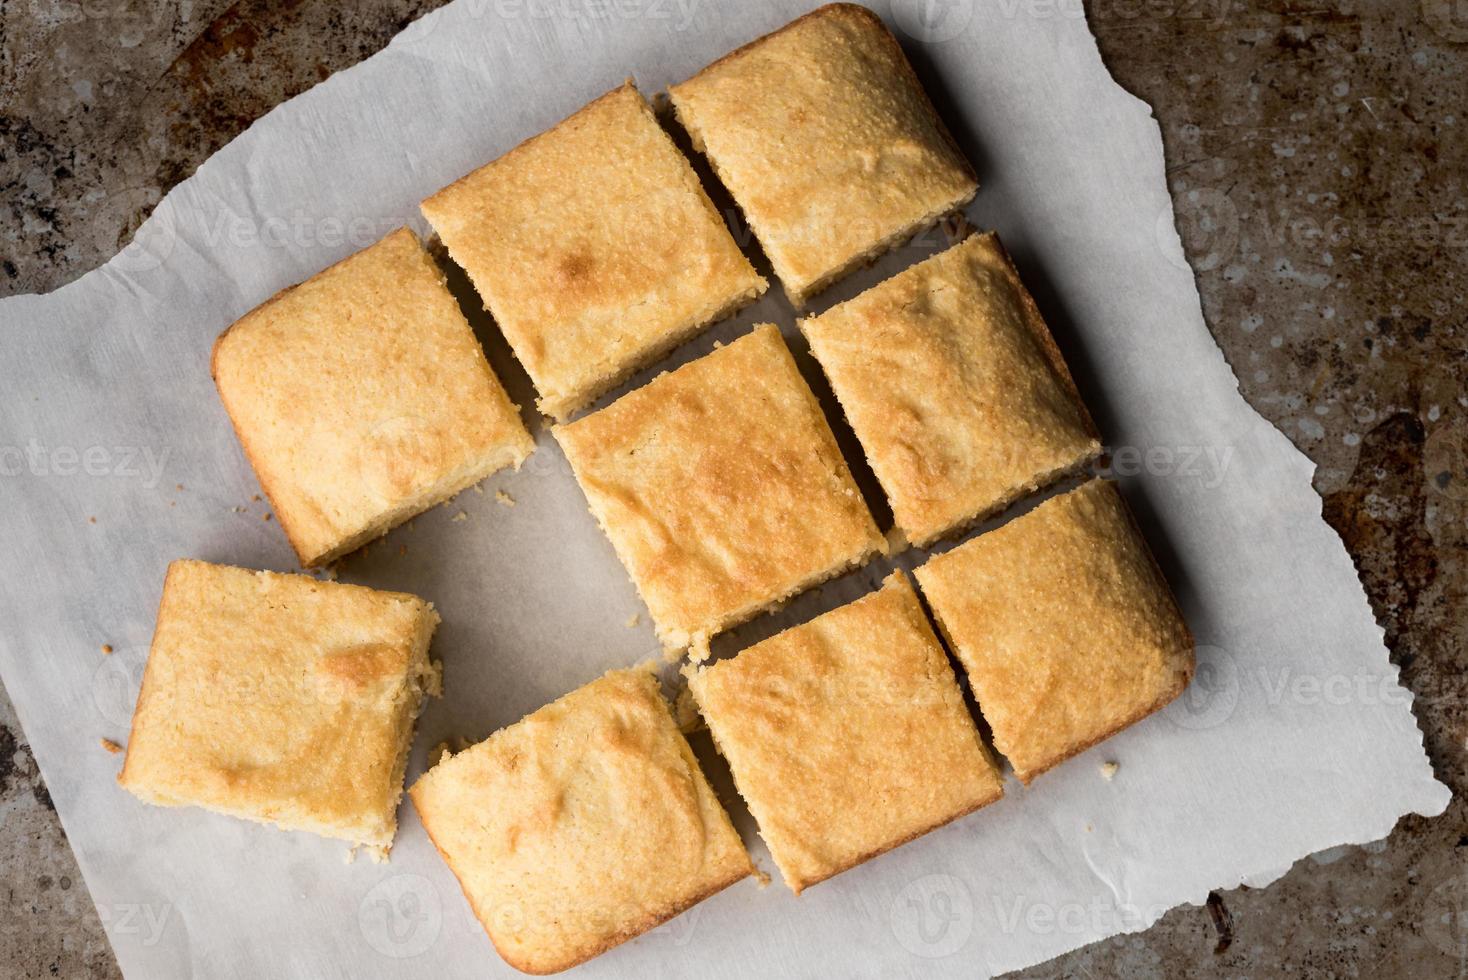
<box><xmin>686</xmin><ymin>571</ymin><xmax>1003</xmax><ymax>894</ymax></box>
<box><xmin>409</xmin><ymin>667</ymin><xmax>751</xmax><ymax>974</ymax></box>
<box><xmin>118</xmin><ymin>560</ymin><xmax>441</xmax><ymax>852</ymax></box>
<box><xmin>668</xmin><ymin>4</ymin><xmax>977</xmax><ymax>307</ymax></box>
<box><xmin>421</xmin><ymin>81</ymin><xmax>766</xmax><ymax>420</ymax></box>
<box><xmin>555</xmin><ymin>324</ymin><xmax>885</xmax><ymax>655</ymax></box>
<box><xmin>914</xmin><ymin>480</ymin><xmax>1194</xmax><ymax>783</ymax></box>
<box><xmin>212</xmin><ymin>227</ymin><xmax>534</xmax><ymax>568</ymax></box>
<box><xmin>801</xmin><ymin>233</ymin><xmax>1101</xmax><ymax>547</ymax></box>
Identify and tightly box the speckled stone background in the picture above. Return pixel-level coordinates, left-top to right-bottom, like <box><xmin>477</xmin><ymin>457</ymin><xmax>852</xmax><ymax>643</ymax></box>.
<box><xmin>1</xmin><ymin>1</ymin><xmax>1464</xmax><ymax>976</ymax></box>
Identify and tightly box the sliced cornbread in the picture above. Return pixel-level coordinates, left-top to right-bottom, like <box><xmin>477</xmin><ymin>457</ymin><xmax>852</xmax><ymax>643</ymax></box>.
<box><xmin>668</xmin><ymin>4</ymin><xmax>977</xmax><ymax>307</ymax></box>
<box><xmin>212</xmin><ymin>227</ymin><xmax>533</xmax><ymax>568</ymax></box>
<box><xmin>421</xmin><ymin>81</ymin><xmax>766</xmax><ymax>420</ymax></box>
<box><xmin>801</xmin><ymin>232</ymin><xmax>1101</xmax><ymax>547</ymax></box>
<box><xmin>554</xmin><ymin>324</ymin><xmax>885</xmax><ymax>656</ymax></box>
<box><xmin>119</xmin><ymin>560</ymin><xmax>441</xmax><ymax>854</ymax></box>
<box><xmin>914</xmin><ymin>480</ymin><xmax>1194</xmax><ymax>783</ymax></box>
<box><xmin>409</xmin><ymin>667</ymin><xmax>751</xmax><ymax>974</ymax></box>
<box><xmin>687</xmin><ymin>571</ymin><xmax>1003</xmax><ymax>894</ymax></box>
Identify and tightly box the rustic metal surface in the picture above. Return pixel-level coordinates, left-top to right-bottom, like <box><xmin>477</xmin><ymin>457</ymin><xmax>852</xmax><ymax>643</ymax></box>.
<box><xmin>1</xmin><ymin>1</ymin><xmax>1464</xmax><ymax>976</ymax></box>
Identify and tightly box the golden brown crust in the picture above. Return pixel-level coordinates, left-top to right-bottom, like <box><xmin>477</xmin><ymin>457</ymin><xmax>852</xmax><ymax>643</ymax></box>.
<box><xmin>409</xmin><ymin>667</ymin><xmax>752</xmax><ymax>974</ymax></box>
<box><xmin>212</xmin><ymin>227</ymin><xmax>534</xmax><ymax>567</ymax></box>
<box><xmin>790</xmin><ymin>792</ymin><xmax>997</xmax><ymax>893</ymax></box>
<box><xmin>554</xmin><ymin>324</ymin><xmax>885</xmax><ymax>652</ymax></box>
<box><xmin>416</xmin><ymin>799</ymin><xmax>748</xmax><ymax>977</ymax></box>
<box><xmin>421</xmin><ymin>81</ymin><xmax>765</xmax><ymax>420</ymax></box>
<box><xmin>801</xmin><ymin>232</ymin><xmax>1101</xmax><ymax>547</ymax></box>
<box><xmin>687</xmin><ymin>571</ymin><xmax>1003</xmax><ymax>893</ymax></box>
<box><xmin>914</xmin><ymin>480</ymin><xmax>1195</xmax><ymax>783</ymax></box>
<box><xmin>982</xmin><ymin>234</ymin><xmax>1099</xmax><ymax>441</ymax></box>
<box><xmin>464</xmin><ymin>856</ymin><xmax>749</xmax><ymax>976</ymax></box>
<box><xmin>118</xmin><ymin>560</ymin><xmax>440</xmax><ymax>848</ymax></box>
<box><xmin>669</xmin><ymin>4</ymin><xmax>977</xmax><ymax>307</ymax></box>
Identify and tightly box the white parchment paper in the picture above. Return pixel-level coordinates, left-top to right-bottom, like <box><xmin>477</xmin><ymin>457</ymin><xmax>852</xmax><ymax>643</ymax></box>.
<box><xmin>0</xmin><ymin>2</ymin><xmax>1449</xmax><ymax>977</ymax></box>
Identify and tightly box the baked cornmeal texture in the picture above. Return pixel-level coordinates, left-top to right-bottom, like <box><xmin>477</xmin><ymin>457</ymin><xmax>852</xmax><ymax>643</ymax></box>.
<box><xmin>420</xmin><ymin>81</ymin><xmax>766</xmax><ymax>421</ymax></box>
<box><xmin>118</xmin><ymin>560</ymin><xmax>441</xmax><ymax>854</ymax></box>
<box><xmin>801</xmin><ymin>232</ymin><xmax>1101</xmax><ymax>548</ymax></box>
<box><xmin>409</xmin><ymin>667</ymin><xmax>752</xmax><ymax>975</ymax></box>
<box><xmin>668</xmin><ymin>3</ymin><xmax>977</xmax><ymax>308</ymax></box>
<box><xmin>212</xmin><ymin>227</ymin><xmax>533</xmax><ymax>568</ymax></box>
<box><xmin>554</xmin><ymin>324</ymin><xmax>885</xmax><ymax>657</ymax></box>
<box><xmin>914</xmin><ymin>479</ymin><xmax>1195</xmax><ymax>783</ymax></box>
<box><xmin>687</xmin><ymin>570</ymin><xmax>1003</xmax><ymax>894</ymax></box>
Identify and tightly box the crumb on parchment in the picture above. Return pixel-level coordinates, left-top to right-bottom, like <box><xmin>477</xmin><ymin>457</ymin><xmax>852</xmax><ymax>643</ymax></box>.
<box><xmin>100</xmin><ymin>738</ymin><xmax>123</xmax><ymax>755</ymax></box>
<box><xmin>343</xmin><ymin>843</ymin><xmax>388</xmax><ymax>864</ymax></box>
<box><xmin>1099</xmin><ymin>761</ymin><xmax>1119</xmax><ymax>781</ymax></box>
<box><xmin>495</xmin><ymin>490</ymin><xmax>516</xmax><ymax>508</ymax></box>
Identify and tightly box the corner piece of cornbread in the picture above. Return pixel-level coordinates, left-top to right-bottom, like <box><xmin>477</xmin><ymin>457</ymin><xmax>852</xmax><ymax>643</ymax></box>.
<box><xmin>801</xmin><ymin>232</ymin><xmax>1101</xmax><ymax>548</ymax></box>
<box><xmin>914</xmin><ymin>480</ymin><xmax>1195</xmax><ymax>783</ymax></box>
<box><xmin>212</xmin><ymin>227</ymin><xmax>534</xmax><ymax>568</ymax></box>
<box><xmin>421</xmin><ymin>81</ymin><xmax>766</xmax><ymax>420</ymax></box>
<box><xmin>686</xmin><ymin>571</ymin><xmax>1003</xmax><ymax>894</ymax></box>
<box><xmin>118</xmin><ymin>560</ymin><xmax>441</xmax><ymax>853</ymax></box>
<box><xmin>668</xmin><ymin>4</ymin><xmax>977</xmax><ymax>307</ymax></box>
<box><xmin>409</xmin><ymin>667</ymin><xmax>752</xmax><ymax>975</ymax></box>
<box><xmin>554</xmin><ymin>324</ymin><xmax>885</xmax><ymax>657</ymax></box>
